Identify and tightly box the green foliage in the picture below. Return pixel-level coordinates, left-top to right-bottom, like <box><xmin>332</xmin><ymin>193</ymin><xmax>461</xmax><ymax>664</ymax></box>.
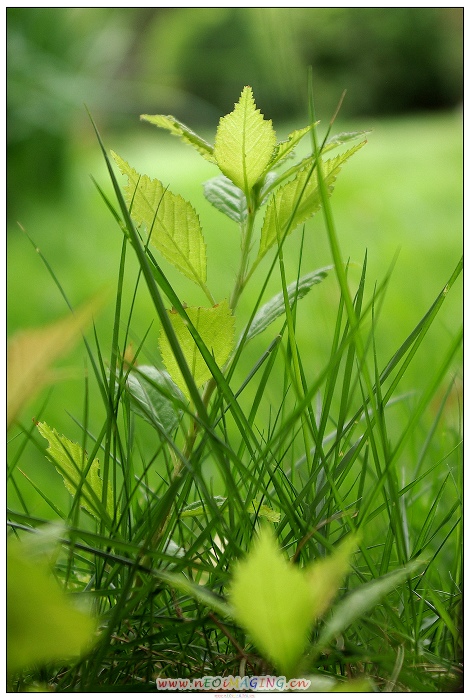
<box><xmin>111</xmin><ymin>151</ymin><xmax>209</xmax><ymax>294</ymax></box>
<box><xmin>37</xmin><ymin>421</ymin><xmax>118</xmax><ymax>523</ymax></box>
<box><xmin>158</xmin><ymin>300</ymin><xmax>235</xmax><ymax>398</ymax></box>
<box><xmin>241</xmin><ymin>267</ymin><xmax>330</xmax><ymax>343</ymax></box>
<box><xmin>140</xmin><ymin>113</ymin><xmax>216</xmax><ymax>163</ymax></box>
<box><xmin>125</xmin><ymin>365</ymin><xmax>184</xmax><ymax>432</ymax></box>
<box><xmin>7</xmin><ymin>84</ymin><xmax>462</xmax><ymax>692</ymax></box>
<box><xmin>7</xmin><ymin>537</ymin><xmax>96</xmax><ymax>676</ymax></box>
<box><xmin>214</xmin><ymin>86</ymin><xmax>277</xmax><ymax>195</ymax></box>
<box><xmin>259</xmin><ymin>141</ymin><xmax>366</xmax><ymax>260</ymax></box>
<box><xmin>230</xmin><ymin>526</ymin><xmax>317</xmax><ymax>678</ymax></box>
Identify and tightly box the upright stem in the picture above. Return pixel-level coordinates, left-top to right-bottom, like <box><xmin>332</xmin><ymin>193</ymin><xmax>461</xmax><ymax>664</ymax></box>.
<box><xmin>150</xmin><ymin>196</ymin><xmax>259</xmax><ymax>552</ymax></box>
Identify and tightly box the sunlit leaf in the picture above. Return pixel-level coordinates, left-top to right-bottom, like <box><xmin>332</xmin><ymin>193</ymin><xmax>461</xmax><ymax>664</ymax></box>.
<box><xmin>268</xmin><ymin>124</ymin><xmax>316</xmax><ymax>170</ymax></box>
<box><xmin>140</xmin><ymin>114</ymin><xmax>216</xmax><ymax>163</ymax></box>
<box><xmin>7</xmin><ymin>539</ymin><xmax>97</xmax><ymax>675</ymax></box>
<box><xmin>229</xmin><ymin>526</ymin><xmax>313</xmax><ymax>677</ymax></box>
<box><xmin>258</xmin><ymin>141</ymin><xmax>366</xmax><ymax>260</ymax></box>
<box><xmin>7</xmin><ymin>298</ymin><xmax>101</xmax><ymax>428</ymax></box>
<box><xmin>37</xmin><ymin>422</ymin><xmax>118</xmax><ymax>523</ymax></box>
<box><xmin>112</xmin><ymin>152</ymin><xmax>207</xmax><ymax>287</ymax></box>
<box><xmin>159</xmin><ymin>300</ymin><xmax>235</xmax><ymax>398</ymax></box>
<box><xmin>305</xmin><ymin>533</ymin><xmax>360</xmax><ymax>621</ymax></box>
<box><xmin>203</xmin><ymin>175</ymin><xmax>247</xmax><ymax>224</ymax></box>
<box><xmin>214</xmin><ymin>86</ymin><xmax>276</xmax><ymax>194</ymax></box>
<box><xmin>125</xmin><ymin>365</ymin><xmax>185</xmax><ymax>432</ymax></box>
<box><xmin>240</xmin><ymin>267</ymin><xmax>331</xmax><ymax>344</ymax></box>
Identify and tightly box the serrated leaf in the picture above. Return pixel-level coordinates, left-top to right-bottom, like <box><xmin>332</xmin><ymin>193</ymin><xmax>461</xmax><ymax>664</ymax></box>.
<box><xmin>37</xmin><ymin>422</ymin><xmax>117</xmax><ymax>523</ymax></box>
<box><xmin>7</xmin><ymin>540</ymin><xmax>97</xmax><ymax>675</ymax></box>
<box><xmin>140</xmin><ymin>114</ymin><xmax>216</xmax><ymax>163</ymax></box>
<box><xmin>125</xmin><ymin>365</ymin><xmax>185</xmax><ymax>432</ymax></box>
<box><xmin>203</xmin><ymin>175</ymin><xmax>248</xmax><ymax>224</ymax></box>
<box><xmin>229</xmin><ymin>526</ymin><xmax>314</xmax><ymax>677</ymax></box>
<box><xmin>7</xmin><ymin>297</ymin><xmax>102</xmax><ymax>428</ymax></box>
<box><xmin>214</xmin><ymin>86</ymin><xmax>276</xmax><ymax>194</ymax></box>
<box><xmin>268</xmin><ymin>124</ymin><xmax>316</xmax><ymax>171</ymax></box>
<box><xmin>240</xmin><ymin>267</ymin><xmax>331</xmax><ymax>344</ymax></box>
<box><xmin>112</xmin><ymin>152</ymin><xmax>207</xmax><ymax>287</ymax></box>
<box><xmin>259</xmin><ymin>141</ymin><xmax>366</xmax><ymax>260</ymax></box>
<box><xmin>305</xmin><ymin>533</ymin><xmax>360</xmax><ymax>621</ymax></box>
<box><xmin>159</xmin><ymin>300</ymin><xmax>235</xmax><ymax>399</ymax></box>
<box><xmin>322</xmin><ymin>130</ymin><xmax>370</xmax><ymax>154</ymax></box>
<box><xmin>312</xmin><ymin>559</ymin><xmax>424</xmax><ymax>657</ymax></box>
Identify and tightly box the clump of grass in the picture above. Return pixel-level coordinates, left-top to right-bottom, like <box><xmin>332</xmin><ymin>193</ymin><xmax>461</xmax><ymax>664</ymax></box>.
<box><xmin>7</xmin><ymin>84</ymin><xmax>462</xmax><ymax>692</ymax></box>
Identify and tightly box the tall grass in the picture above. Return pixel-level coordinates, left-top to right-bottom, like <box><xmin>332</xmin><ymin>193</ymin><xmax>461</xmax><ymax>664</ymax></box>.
<box><xmin>7</xmin><ymin>90</ymin><xmax>462</xmax><ymax>692</ymax></box>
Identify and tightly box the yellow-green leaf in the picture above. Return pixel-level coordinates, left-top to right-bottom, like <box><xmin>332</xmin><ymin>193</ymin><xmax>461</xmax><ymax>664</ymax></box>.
<box><xmin>259</xmin><ymin>141</ymin><xmax>366</xmax><ymax>261</ymax></box>
<box><xmin>268</xmin><ymin>124</ymin><xmax>316</xmax><ymax>171</ymax></box>
<box><xmin>305</xmin><ymin>533</ymin><xmax>360</xmax><ymax>621</ymax></box>
<box><xmin>180</xmin><ymin>497</ymin><xmax>280</xmax><ymax>523</ymax></box>
<box><xmin>248</xmin><ymin>500</ymin><xmax>281</xmax><ymax>523</ymax></box>
<box><xmin>7</xmin><ymin>540</ymin><xmax>97</xmax><ymax>675</ymax></box>
<box><xmin>112</xmin><ymin>152</ymin><xmax>207</xmax><ymax>287</ymax></box>
<box><xmin>7</xmin><ymin>298</ymin><xmax>102</xmax><ymax>428</ymax></box>
<box><xmin>229</xmin><ymin>526</ymin><xmax>313</xmax><ymax>677</ymax></box>
<box><xmin>214</xmin><ymin>86</ymin><xmax>276</xmax><ymax>194</ymax></box>
<box><xmin>37</xmin><ymin>422</ymin><xmax>118</xmax><ymax>524</ymax></box>
<box><xmin>140</xmin><ymin>114</ymin><xmax>216</xmax><ymax>163</ymax></box>
<box><xmin>158</xmin><ymin>300</ymin><xmax>235</xmax><ymax>399</ymax></box>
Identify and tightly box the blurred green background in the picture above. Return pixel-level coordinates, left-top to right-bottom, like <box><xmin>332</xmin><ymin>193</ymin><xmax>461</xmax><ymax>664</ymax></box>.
<box><xmin>8</xmin><ymin>8</ymin><xmax>462</xmax><ymax>466</ymax></box>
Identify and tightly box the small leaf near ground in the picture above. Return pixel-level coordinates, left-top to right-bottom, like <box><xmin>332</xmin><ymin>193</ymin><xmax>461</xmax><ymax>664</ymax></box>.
<box><xmin>311</xmin><ymin>558</ymin><xmax>424</xmax><ymax>658</ymax></box>
<box><xmin>240</xmin><ymin>267</ymin><xmax>331</xmax><ymax>344</ymax></box>
<box><xmin>37</xmin><ymin>422</ymin><xmax>118</xmax><ymax>523</ymax></box>
<box><xmin>229</xmin><ymin>526</ymin><xmax>314</xmax><ymax>678</ymax></box>
<box><xmin>214</xmin><ymin>86</ymin><xmax>276</xmax><ymax>195</ymax></box>
<box><xmin>7</xmin><ymin>539</ymin><xmax>97</xmax><ymax>675</ymax></box>
<box><xmin>125</xmin><ymin>365</ymin><xmax>185</xmax><ymax>432</ymax></box>
<box><xmin>305</xmin><ymin>533</ymin><xmax>360</xmax><ymax>621</ymax></box>
<box><xmin>159</xmin><ymin>300</ymin><xmax>235</xmax><ymax>399</ymax></box>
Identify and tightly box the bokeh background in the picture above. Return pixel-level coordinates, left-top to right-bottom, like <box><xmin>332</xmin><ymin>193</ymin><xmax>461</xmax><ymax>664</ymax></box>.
<box><xmin>7</xmin><ymin>8</ymin><xmax>463</xmax><ymax>496</ymax></box>
<box><xmin>8</xmin><ymin>7</ymin><xmax>463</xmax><ymax>219</ymax></box>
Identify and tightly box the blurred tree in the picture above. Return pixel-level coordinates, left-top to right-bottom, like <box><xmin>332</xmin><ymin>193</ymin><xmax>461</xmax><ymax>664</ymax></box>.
<box><xmin>7</xmin><ymin>7</ymin><xmax>140</xmax><ymax>217</ymax></box>
<box><xmin>7</xmin><ymin>7</ymin><xmax>462</xmax><ymax>216</ymax></box>
<box><xmin>135</xmin><ymin>7</ymin><xmax>462</xmax><ymax>121</ymax></box>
